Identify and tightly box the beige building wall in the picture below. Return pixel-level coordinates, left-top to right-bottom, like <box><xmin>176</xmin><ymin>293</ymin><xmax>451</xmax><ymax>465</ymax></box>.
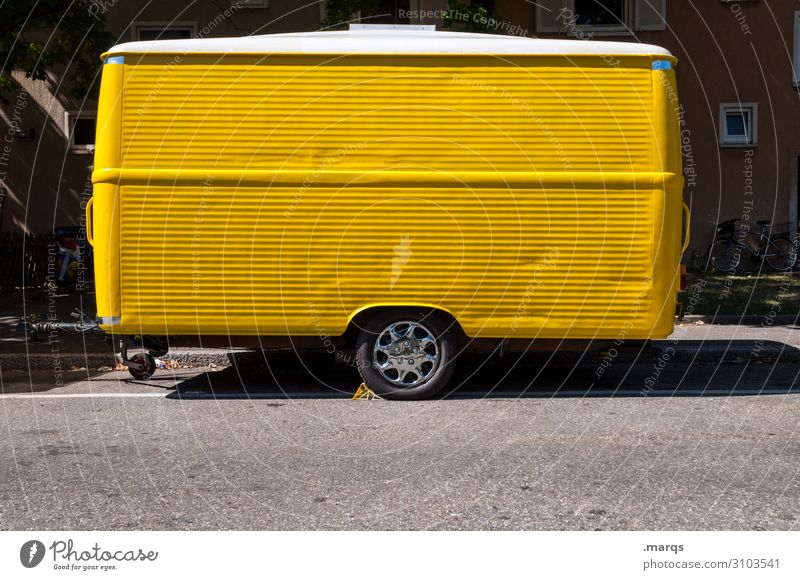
<box><xmin>0</xmin><ymin>72</ymin><xmax>95</xmax><ymax>234</ymax></box>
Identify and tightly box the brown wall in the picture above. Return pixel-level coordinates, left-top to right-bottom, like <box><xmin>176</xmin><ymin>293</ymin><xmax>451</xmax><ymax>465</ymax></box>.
<box><xmin>522</xmin><ymin>0</ymin><xmax>800</xmax><ymax>256</ymax></box>
<box><xmin>642</xmin><ymin>1</ymin><xmax>800</xmax><ymax>256</ymax></box>
<box><xmin>2</xmin><ymin>0</ymin><xmax>799</xmax><ymax>261</ymax></box>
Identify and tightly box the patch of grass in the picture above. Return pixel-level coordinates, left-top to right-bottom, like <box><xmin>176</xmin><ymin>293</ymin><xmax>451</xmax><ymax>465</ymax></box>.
<box><xmin>679</xmin><ymin>270</ymin><xmax>800</xmax><ymax>316</ymax></box>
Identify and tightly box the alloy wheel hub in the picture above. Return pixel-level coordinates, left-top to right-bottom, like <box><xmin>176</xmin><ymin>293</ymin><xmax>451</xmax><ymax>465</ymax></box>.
<box><xmin>373</xmin><ymin>321</ymin><xmax>440</xmax><ymax>387</ymax></box>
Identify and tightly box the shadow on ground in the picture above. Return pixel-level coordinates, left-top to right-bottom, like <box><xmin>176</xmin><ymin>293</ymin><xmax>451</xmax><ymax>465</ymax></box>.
<box><xmin>165</xmin><ymin>343</ymin><xmax>800</xmax><ymax>400</ymax></box>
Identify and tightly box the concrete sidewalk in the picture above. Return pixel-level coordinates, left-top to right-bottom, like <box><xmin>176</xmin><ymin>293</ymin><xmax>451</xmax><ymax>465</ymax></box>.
<box><xmin>0</xmin><ymin>286</ymin><xmax>242</xmax><ymax>370</ymax></box>
<box><xmin>1</xmin><ymin>286</ymin><xmax>799</xmax><ymax>370</ymax></box>
<box><xmin>657</xmin><ymin>321</ymin><xmax>800</xmax><ymax>362</ymax></box>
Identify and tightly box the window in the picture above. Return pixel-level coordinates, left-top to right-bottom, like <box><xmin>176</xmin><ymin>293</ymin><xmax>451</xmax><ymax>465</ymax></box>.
<box><xmin>719</xmin><ymin>103</ymin><xmax>757</xmax><ymax>147</ymax></box>
<box><xmin>535</xmin><ymin>0</ymin><xmax>665</xmax><ymax>34</ymax></box>
<box><xmin>574</xmin><ymin>0</ymin><xmax>628</xmax><ymax>28</ymax></box>
<box><xmin>132</xmin><ymin>22</ymin><xmax>195</xmax><ymax>41</ymax></box>
<box><xmin>64</xmin><ymin>111</ymin><xmax>96</xmax><ymax>154</ymax></box>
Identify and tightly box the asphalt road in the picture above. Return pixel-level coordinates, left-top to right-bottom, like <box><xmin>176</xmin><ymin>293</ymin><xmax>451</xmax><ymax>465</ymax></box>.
<box><xmin>1</xmin><ymin>352</ymin><xmax>799</xmax><ymax>530</ymax></box>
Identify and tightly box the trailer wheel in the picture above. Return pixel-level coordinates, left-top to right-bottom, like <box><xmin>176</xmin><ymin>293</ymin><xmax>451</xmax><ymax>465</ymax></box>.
<box><xmin>355</xmin><ymin>310</ymin><xmax>456</xmax><ymax>400</ymax></box>
<box><xmin>128</xmin><ymin>353</ymin><xmax>156</xmax><ymax>380</ymax></box>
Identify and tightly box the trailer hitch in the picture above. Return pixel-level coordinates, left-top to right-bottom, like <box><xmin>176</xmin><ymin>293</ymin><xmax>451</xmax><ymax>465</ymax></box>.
<box><xmin>20</xmin><ymin>311</ymin><xmax>158</xmax><ymax>380</ymax></box>
<box><xmin>23</xmin><ymin>310</ymin><xmax>101</xmax><ymax>336</ymax></box>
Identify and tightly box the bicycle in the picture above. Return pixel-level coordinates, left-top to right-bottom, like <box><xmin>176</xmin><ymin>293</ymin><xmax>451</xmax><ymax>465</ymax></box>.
<box><xmin>746</xmin><ymin>220</ymin><xmax>797</xmax><ymax>272</ymax></box>
<box><xmin>708</xmin><ymin>219</ymin><xmax>797</xmax><ymax>273</ymax></box>
<box><xmin>707</xmin><ymin>218</ymin><xmax>742</xmax><ymax>273</ymax></box>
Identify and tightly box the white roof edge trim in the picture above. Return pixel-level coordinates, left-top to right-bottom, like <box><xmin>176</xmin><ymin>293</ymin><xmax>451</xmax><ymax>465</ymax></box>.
<box><xmin>106</xmin><ymin>30</ymin><xmax>673</xmax><ymax>58</ymax></box>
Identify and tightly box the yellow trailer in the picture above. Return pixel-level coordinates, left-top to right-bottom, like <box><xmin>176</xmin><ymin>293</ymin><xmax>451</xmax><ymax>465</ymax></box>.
<box><xmin>89</xmin><ymin>25</ymin><xmax>687</xmax><ymax>398</ymax></box>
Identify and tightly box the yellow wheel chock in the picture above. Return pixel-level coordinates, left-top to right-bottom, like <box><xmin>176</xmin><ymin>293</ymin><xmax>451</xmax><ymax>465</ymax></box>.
<box><xmin>352</xmin><ymin>383</ymin><xmax>383</xmax><ymax>400</ymax></box>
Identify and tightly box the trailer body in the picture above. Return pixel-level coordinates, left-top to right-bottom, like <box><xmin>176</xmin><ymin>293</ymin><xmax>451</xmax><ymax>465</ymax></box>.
<box><xmin>90</xmin><ymin>29</ymin><xmax>685</xmax><ymax>349</ymax></box>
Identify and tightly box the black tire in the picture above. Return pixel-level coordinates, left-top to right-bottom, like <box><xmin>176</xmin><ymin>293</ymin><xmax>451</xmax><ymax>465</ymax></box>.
<box><xmin>765</xmin><ymin>238</ymin><xmax>797</xmax><ymax>272</ymax></box>
<box><xmin>128</xmin><ymin>353</ymin><xmax>156</xmax><ymax>380</ymax></box>
<box><xmin>355</xmin><ymin>309</ymin><xmax>457</xmax><ymax>400</ymax></box>
<box><xmin>707</xmin><ymin>239</ymin><xmax>741</xmax><ymax>273</ymax></box>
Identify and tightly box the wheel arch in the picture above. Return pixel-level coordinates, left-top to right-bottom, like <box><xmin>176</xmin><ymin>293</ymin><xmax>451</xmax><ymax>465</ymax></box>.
<box><xmin>340</xmin><ymin>303</ymin><xmax>466</xmax><ymax>347</ymax></box>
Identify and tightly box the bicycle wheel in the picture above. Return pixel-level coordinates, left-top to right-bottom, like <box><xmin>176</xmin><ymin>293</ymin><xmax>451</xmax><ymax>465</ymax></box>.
<box><xmin>708</xmin><ymin>239</ymin><xmax>741</xmax><ymax>273</ymax></box>
<box><xmin>764</xmin><ymin>238</ymin><xmax>797</xmax><ymax>272</ymax></box>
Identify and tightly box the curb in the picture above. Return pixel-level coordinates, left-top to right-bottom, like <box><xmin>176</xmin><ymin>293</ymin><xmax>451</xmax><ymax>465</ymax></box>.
<box><xmin>651</xmin><ymin>341</ymin><xmax>800</xmax><ymax>363</ymax></box>
<box><xmin>0</xmin><ymin>353</ymin><xmax>117</xmax><ymax>371</ymax></box>
<box><xmin>681</xmin><ymin>314</ymin><xmax>800</xmax><ymax>326</ymax></box>
<box><xmin>0</xmin><ymin>349</ymin><xmax>237</xmax><ymax>371</ymax></box>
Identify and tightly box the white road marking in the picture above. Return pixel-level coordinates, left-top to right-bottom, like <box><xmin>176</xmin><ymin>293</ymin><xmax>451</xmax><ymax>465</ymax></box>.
<box><xmin>470</xmin><ymin>389</ymin><xmax>799</xmax><ymax>398</ymax></box>
<box><xmin>0</xmin><ymin>392</ymin><xmax>169</xmax><ymax>399</ymax></box>
<box><xmin>0</xmin><ymin>388</ymin><xmax>796</xmax><ymax>400</ymax></box>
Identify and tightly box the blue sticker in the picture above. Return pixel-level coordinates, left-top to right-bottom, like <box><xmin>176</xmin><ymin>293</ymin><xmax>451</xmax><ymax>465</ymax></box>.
<box><xmin>106</xmin><ymin>56</ymin><xmax>125</xmax><ymax>65</ymax></box>
<box><xmin>652</xmin><ymin>59</ymin><xmax>672</xmax><ymax>70</ymax></box>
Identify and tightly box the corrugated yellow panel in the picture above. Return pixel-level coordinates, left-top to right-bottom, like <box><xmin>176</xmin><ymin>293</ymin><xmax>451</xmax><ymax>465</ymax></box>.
<box><xmin>119</xmin><ymin>56</ymin><xmax>653</xmax><ymax>173</ymax></box>
<box><xmin>116</xmin><ymin>181</ymin><xmax>662</xmax><ymax>338</ymax></box>
<box><xmin>91</xmin><ymin>55</ymin><xmax>683</xmax><ymax>339</ymax></box>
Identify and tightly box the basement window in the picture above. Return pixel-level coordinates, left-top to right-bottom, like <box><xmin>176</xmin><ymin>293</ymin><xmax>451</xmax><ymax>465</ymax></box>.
<box><xmin>719</xmin><ymin>103</ymin><xmax>757</xmax><ymax>147</ymax></box>
<box><xmin>64</xmin><ymin>112</ymin><xmax>96</xmax><ymax>154</ymax></box>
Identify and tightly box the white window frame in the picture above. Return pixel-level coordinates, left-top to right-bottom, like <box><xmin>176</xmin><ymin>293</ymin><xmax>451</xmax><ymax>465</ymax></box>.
<box><xmin>64</xmin><ymin>111</ymin><xmax>96</xmax><ymax>154</ymax></box>
<box><xmin>131</xmin><ymin>21</ymin><xmax>197</xmax><ymax>41</ymax></box>
<box><xmin>536</xmin><ymin>0</ymin><xmax>665</xmax><ymax>35</ymax></box>
<box><xmin>719</xmin><ymin>103</ymin><xmax>758</xmax><ymax>147</ymax></box>
<box><xmin>794</xmin><ymin>10</ymin><xmax>800</xmax><ymax>86</ymax></box>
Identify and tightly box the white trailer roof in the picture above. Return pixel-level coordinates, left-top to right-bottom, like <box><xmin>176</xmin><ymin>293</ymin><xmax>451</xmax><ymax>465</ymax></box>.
<box><xmin>106</xmin><ymin>28</ymin><xmax>673</xmax><ymax>58</ymax></box>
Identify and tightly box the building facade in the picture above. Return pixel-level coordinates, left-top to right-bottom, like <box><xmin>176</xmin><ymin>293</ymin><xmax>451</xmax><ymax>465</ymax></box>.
<box><xmin>1</xmin><ymin>0</ymin><xmax>798</xmax><ymax>259</ymax></box>
<box><xmin>523</xmin><ymin>0</ymin><xmax>800</xmax><ymax>260</ymax></box>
